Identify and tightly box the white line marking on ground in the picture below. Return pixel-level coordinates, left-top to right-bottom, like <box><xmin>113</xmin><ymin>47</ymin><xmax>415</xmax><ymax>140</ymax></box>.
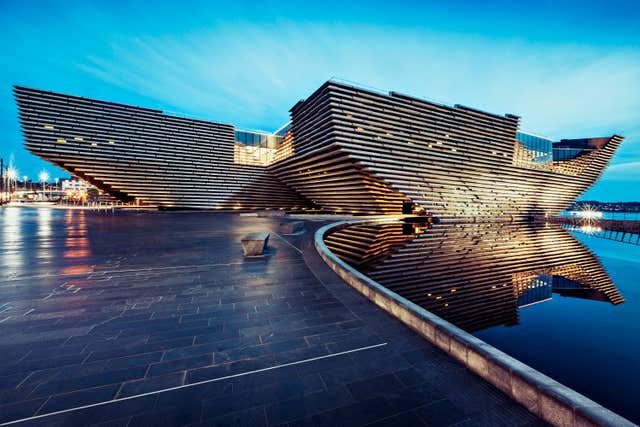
<box><xmin>0</xmin><ymin>342</ymin><xmax>388</xmax><ymax>426</ymax></box>
<box><xmin>273</xmin><ymin>232</ymin><xmax>303</xmax><ymax>254</ymax></box>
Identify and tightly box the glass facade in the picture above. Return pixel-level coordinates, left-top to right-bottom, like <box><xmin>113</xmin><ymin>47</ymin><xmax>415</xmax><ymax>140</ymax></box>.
<box><xmin>233</xmin><ymin>129</ymin><xmax>293</xmax><ymax>166</ymax></box>
<box><xmin>553</xmin><ymin>147</ymin><xmax>591</xmax><ymax>161</ymax></box>
<box><xmin>517</xmin><ymin>132</ymin><xmax>553</xmax><ymax>165</ymax></box>
<box><xmin>274</xmin><ymin>122</ymin><xmax>292</xmax><ymax>137</ymax></box>
<box><xmin>234</xmin><ymin>130</ymin><xmax>281</xmax><ymax>149</ymax></box>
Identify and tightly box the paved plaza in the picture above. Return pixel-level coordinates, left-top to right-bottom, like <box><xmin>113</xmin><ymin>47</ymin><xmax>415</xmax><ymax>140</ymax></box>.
<box><xmin>0</xmin><ymin>209</ymin><xmax>545</xmax><ymax>426</ymax></box>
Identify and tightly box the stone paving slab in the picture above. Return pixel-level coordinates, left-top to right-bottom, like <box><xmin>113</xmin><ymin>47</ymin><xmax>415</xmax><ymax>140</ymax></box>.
<box><xmin>0</xmin><ymin>209</ymin><xmax>546</xmax><ymax>426</ymax></box>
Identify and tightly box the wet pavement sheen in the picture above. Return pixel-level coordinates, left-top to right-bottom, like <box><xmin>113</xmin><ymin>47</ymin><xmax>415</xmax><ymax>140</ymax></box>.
<box><xmin>0</xmin><ymin>208</ymin><xmax>545</xmax><ymax>426</ymax></box>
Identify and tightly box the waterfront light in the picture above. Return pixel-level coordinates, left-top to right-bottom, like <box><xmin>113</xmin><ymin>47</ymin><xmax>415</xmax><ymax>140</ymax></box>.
<box><xmin>6</xmin><ymin>166</ymin><xmax>18</xmax><ymax>181</ymax></box>
<box><xmin>39</xmin><ymin>170</ymin><xmax>49</xmax><ymax>183</ymax></box>
<box><xmin>577</xmin><ymin>209</ymin><xmax>603</xmax><ymax>220</ymax></box>
<box><xmin>6</xmin><ymin>166</ymin><xmax>18</xmax><ymax>201</ymax></box>
<box><xmin>576</xmin><ymin>203</ymin><xmax>603</xmax><ymax>220</ymax></box>
<box><xmin>39</xmin><ymin>170</ymin><xmax>50</xmax><ymax>199</ymax></box>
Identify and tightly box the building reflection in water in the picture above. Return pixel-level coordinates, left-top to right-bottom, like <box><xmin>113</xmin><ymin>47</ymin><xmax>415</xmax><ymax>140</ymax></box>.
<box><xmin>1</xmin><ymin>207</ymin><xmax>24</xmax><ymax>275</ymax></box>
<box><xmin>325</xmin><ymin>220</ymin><xmax>623</xmax><ymax>332</ymax></box>
<box><xmin>35</xmin><ymin>208</ymin><xmax>55</xmax><ymax>265</ymax></box>
<box><xmin>61</xmin><ymin>209</ymin><xmax>92</xmax><ymax>275</ymax></box>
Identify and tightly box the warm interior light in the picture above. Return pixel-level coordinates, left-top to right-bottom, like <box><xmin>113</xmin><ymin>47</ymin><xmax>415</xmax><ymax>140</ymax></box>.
<box><xmin>57</xmin><ymin>139</ymin><xmax>66</xmax><ymax>143</ymax></box>
<box><xmin>43</xmin><ymin>125</ymin><xmax>54</xmax><ymax>130</ymax></box>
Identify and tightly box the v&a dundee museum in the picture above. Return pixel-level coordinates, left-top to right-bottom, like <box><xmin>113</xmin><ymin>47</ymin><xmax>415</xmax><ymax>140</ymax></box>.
<box><xmin>3</xmin><ymin>81</ymin><xmax>637</xmax><ymax>427</ymax></box>
<box><xmin>14</xmin><ymin>80</ymin><xmax>623</xmax><ymax>218</ymax></box>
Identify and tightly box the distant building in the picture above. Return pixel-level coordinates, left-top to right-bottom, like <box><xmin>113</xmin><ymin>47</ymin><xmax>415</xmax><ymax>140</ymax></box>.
<box><xmin>61</xmin><ymin>178</ymin><xmax>90</xmax><ymax>192</ymax></box>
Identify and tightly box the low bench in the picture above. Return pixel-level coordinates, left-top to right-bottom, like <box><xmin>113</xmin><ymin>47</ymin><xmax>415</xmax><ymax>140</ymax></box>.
<box><xmin>279</xmin><ymin>221</ymin><xmax>305</xmax><ymax>235</ymax></box>
<box><xmin>241</xmin><ymin>232</ymin><xmax>270</xmax><ymax>256</ymax></box>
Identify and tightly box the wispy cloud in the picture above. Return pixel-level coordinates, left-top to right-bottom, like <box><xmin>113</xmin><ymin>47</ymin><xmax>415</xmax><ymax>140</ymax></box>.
<box><xmin>76</xmin><ymin>22</ymin><xmax>640</xmax><ymax>137</ymax></box>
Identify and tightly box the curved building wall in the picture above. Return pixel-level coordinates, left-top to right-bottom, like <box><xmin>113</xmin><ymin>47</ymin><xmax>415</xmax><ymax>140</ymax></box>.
<box><xmin>271</xmin><ymin>81</ymin><xmax>623</xmax><ymax>218</ymax></box>
<box><xmin>14</xmin><ymin>86</ymin><xmax>311</xmax><ymax>210</ymax></box>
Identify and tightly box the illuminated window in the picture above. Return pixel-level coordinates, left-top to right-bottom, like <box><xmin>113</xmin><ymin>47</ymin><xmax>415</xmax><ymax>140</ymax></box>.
<box><xmin>108</xmin><ymin>140</ymin><xmax>115</xmax><ymax>144</ymax></box>
<box><xmin>56</xmin><ymin>139</ymin><xmax>66</xmax><ymax>143</ymax></box>
<box><xmin>91</xmin><ymin>142</ymin><xmax>98</xmax><ymax>147</ymax></box>
<box><xmin>233</xmin><ymin>130</ymin><xmax>293</xmax><ymax>166</ymax></box>
<box><xmin>43</xmin><ymin>125</ymin><xmax>54</xmax><ymax>130</ymax></box>
<box><xmin>74</xmin><ymin>137</ymin><xmax>83</xmax><ymax>141</ymax></box>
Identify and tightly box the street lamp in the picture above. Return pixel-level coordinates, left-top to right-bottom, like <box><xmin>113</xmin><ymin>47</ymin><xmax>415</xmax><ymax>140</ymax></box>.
<box><xmin>6</xmin><ymin>166</ymin><xmax>17</xmax><ymax>201</ymax></box>
<box><xmin>39</xmin><ymin>170</ymin><xmax>49</xmax><ymax>200</ymax></box>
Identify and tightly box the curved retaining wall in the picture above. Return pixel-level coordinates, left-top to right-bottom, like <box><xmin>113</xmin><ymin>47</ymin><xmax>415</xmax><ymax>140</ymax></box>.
<box><xmin>315</xmin><ymin>219</ymin><xmax>636</xmax><ymax>427</ymax></box>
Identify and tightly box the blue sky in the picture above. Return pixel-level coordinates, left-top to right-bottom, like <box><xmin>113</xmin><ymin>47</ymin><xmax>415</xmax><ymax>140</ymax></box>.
<box><xmin>1</xmin><ymin>0</ymin><xmax>638</xmax><ymax>201</ymax></box>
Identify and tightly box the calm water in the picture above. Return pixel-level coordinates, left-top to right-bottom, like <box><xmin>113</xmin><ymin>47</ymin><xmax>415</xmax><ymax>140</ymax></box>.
<box><xmin>475</xmin><ymin>234</ymin><xmax>640</xmax><ymax>423</ymax></box>
<box><xmin>326</xmin><ymin>220</ymin><xmax>640</xmax><ymax>423</ymax></box>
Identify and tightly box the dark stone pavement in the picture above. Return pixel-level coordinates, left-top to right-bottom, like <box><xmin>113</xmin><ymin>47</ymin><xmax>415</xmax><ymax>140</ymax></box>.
<box><xmin>0</xmin><ymin>208</ymin><xmax>546</xmax><ymax>426</ymax></box>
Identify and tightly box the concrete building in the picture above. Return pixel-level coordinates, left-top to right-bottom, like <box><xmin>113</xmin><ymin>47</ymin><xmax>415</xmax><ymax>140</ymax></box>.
<box><xmin>14</xmin><ymin>80</ymin><xmax>623</xmax><ymax>218</ymax></box>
